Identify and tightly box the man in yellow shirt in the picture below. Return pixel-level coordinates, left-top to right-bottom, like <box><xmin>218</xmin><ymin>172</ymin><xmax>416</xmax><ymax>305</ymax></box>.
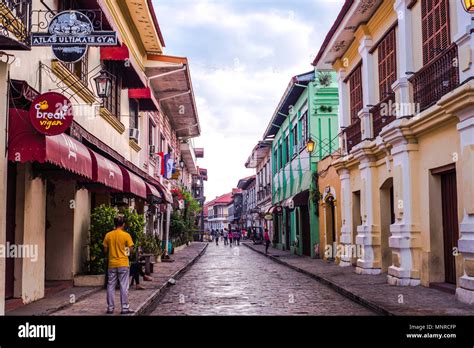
<box><xmin>103</xmin><ymin>215</ymin><xmax>134</xmax><ymax>314</ymax></box>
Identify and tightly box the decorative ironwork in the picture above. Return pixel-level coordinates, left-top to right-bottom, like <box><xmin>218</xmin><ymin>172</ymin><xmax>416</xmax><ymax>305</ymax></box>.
<box><xmin>344</xmin><ymin>119</ymin><xmax>362</xmax><ymax>153</ymax></box>
<box><xmin>0</xmin><ymin>0</ymin><xmax>32</xmax><ymax>48</ymax></box>
<box><xmin>31</xmin><ymin>9</ymin><xmax>106</xmax><ymax>34</ymax></box>
<box><xmin>409</xmin><ymin>43</ymin><xmax>460</xmax><ymax>112</ymax></box>
<box><xmin>371</xmin><ymin>95</ymin><xmax>396</xmax><ymax>138</ymax></box>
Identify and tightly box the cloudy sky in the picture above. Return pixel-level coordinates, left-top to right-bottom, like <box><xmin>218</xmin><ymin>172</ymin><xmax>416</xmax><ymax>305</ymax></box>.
<box><xmin>153</xmin><ymin>0</ymin><xmax>343</xmax><ymax>201</ymax></box>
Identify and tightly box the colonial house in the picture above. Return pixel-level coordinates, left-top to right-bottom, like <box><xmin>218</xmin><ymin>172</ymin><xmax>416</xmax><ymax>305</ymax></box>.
<box><xmin>245</xmin><ymin>141</ymin><xmax>273</xmax><ymax>239</ymax></box>
<box><xmin>0</xmin><ymin>0</ymin><xmax>201</xmax><ymax>313</ymax></box>
<box><xmin>263</xmin><ymin>69</ymin><xmax>339</xmax><ymax>257</ymax></box>
<box><xmin>313</xmin><ymin>0</ymin><xmax>474</xmax><ymax>303</ymax></box>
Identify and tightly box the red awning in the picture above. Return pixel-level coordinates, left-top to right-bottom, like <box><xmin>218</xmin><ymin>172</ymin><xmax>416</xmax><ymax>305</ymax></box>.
<box><xmin>88</xmin><ymin>149</ymin><xmax>123</xmax><ymax>191</ymax></box>
<box><xmin>100</xmin><ymin>44</ymin><xmax>146</xmax><ymax>88</ymax></box>
<box><xmin>128</xmin><ymin>88</ymin><xmax>159</xmax><ymax>111</ymax></box>
<box><xmin>119</xmin><ymin>166</ymin><xmax>147</xmax><ymax>199</ymax></box>
<box><xmin>145</xmin><ymin>182</ymin><xmax>162</xmax><ymax>199</ymax></box>
<box><xmin>155</xmin><ymin>181</ymin><xmax>173</xmax><ymax>203</ymax></box>
<box><xmin>8</xmin><ymin>108</ymin><xmax>93</xmax><ymax>179</ymax></box>
<box><xmin>100</xmin><ymin>45</ymin><xmax>129</xmax><ymax>61</ymax></box>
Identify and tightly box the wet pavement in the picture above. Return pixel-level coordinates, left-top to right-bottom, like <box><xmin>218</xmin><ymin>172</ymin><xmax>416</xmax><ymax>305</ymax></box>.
<box><xmin>149</xmin><ymin>241</ymin><xmax>375</xmax><ymax>315</ymax></box>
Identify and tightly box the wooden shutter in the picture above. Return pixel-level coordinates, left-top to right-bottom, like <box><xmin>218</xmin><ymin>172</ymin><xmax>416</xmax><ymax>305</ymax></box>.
<box><xmin>377</xmin><ymin>27</ymin><xmax>397</xmax><ymax>101</ymax></box>
<box><xmin>348</xmin><ymin>65</ymin><xmax>363</xmax><ymax>123</ymax></box>
<box><xmin>421</xmin><ymin>0</ymin><xmax>450</xmax><ymax>65</ymax></box>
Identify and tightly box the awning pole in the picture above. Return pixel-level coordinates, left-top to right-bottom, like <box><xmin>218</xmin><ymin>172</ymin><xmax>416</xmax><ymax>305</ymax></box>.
<box><xmin>159</xmin><ymin>89</ymin><xmax>191</xmax><ymax>102</ymax></box>
<box><xmin>147</xmin><ymin>65</ymin><xmax>186</xmax><ymax>80</ymax></box>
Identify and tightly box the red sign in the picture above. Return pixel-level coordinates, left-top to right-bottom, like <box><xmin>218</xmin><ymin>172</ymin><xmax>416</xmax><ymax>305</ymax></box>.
<box><xmin>29</xmin><ymin>92</ymin><xmax>73</xmax><ymax>136</ymax></box>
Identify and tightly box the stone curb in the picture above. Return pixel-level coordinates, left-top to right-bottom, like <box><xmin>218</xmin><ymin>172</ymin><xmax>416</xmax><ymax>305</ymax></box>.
<box><xmin>133</xmin><ymin>243</ymin><xmax>209</xmax><ymax>316</ymax></box>
<box><xmin>242</xmin><ymin>242</ymin><xmax>392</xmax><ymax>316</ymax></box>
<box><xmin>30</xmin><ymin>287</ymin><xmax>103</xmax><ymax>316</ymax></box>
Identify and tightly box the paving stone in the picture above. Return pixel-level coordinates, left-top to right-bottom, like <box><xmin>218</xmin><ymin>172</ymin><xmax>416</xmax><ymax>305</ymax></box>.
<box><xmin>149</xmin><ymin>242</ymin><xmax>374</xmax><ymax>316</ymax></box>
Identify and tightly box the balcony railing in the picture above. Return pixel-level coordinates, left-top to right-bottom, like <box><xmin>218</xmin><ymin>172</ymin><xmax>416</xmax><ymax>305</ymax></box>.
<box><xmin>344</xmin><ymin>119</ymin><xmax>362</xmax><ymax>153</ymax></box>
<box><xmin>371</xmin><ymin>95</ymin><xmax>396</xmax><ymax>138</ymax></box>
<box><xmin>207</xmin><ymin>214</ymin><xmax>228</xmax><ymax>220</ymax></box>
<box><xmin>409</xmin><ymin>43</ymin><xmax>460</xmax><ymax>112</ymax></box>
<box><xmin>0</xmin><ymin>0</ymin><xmax>32</xmax><ymax>49</ymax></box>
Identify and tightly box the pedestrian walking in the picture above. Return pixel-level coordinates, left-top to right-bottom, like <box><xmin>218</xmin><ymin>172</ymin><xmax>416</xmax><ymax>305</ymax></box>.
<box><xmin>264</xmin><ymin>228</ymin><xmax>271</xmax><ymax>255</ymax></box>
<box><xmin>223</xmin><ymin>229</ymin><xmax>228</xmax><ymax>245</ymax></box>
<box><xmin>228</xmin><ymin>230</ymin><xmax>233</xmax><ymax>247</ymax></box>
<box><xmin>215</xmin><ymin>231</ymin><xmax>219</xmax><ymax>246</ymax></box>
<box><xmin>236</xmin><ymin>230</ymin><xmax>241</xmax><ymax>245</ymax></box>
<box><xmin>103</xmin><ymin>215</ymin><xmax>135</xmax><ymax>314</ymax></box>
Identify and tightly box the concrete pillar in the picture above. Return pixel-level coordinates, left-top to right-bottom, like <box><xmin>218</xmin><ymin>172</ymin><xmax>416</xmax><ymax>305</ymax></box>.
<box><xmin>385</xmin><ymin>124</ymin><xmax>421</xmax><ymax>286</ymax></box>
<box><xmin>72</xmin><ymin>188</ymin><xmax>91</xmax><ymax>275</ymax></box>
<box><xmin>0</xmin><ymin>61</ymin><xmax>9</xmax><ymax>314</ymax></box>
<box><xmin>453</xmin><ymin>4</ymin><xmax>474</xmax><ymax>84</ymax></box>
<box><xmin>358</xmin><ymin>35</ymin><xmax>376</xmax><ymax>140</ymax></box>
<box><xmin>336</xmin><ymin>67</ymin><xmax>350</xmax><ymax>152</ymax></box>
<box><xmin>354</xmin><ymin>150</ymin><xmax>381</xmax><ymax>274</ymax></box>
<box><xmin>455</xmin><ymin>106</ymin><xmax>474</xmax><ymax>304</ymax></box>
<box><xmin>337</xmin><ymin>167</ymin><xmax>353</xmax><ymax>266</ymax></box>
<box><xmin>392</xmin><ymin>0</ymin><xmax>415</xmax><ymax>118</ymax></box>
<box><xmin>19</xmin><ymin>163</ymin><xmax>47</xmax><ymax>303</ymax></box>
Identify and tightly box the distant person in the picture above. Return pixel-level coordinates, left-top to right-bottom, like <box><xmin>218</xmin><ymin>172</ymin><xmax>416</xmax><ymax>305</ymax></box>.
<box><xmin>223</xmin><ymin>229</ymin><xmax>229</xmax><ymax>245</ymax></box>
<box><xmin>264</xmin><ymin>228</ymin><xmax>271</xmax><ymax>254</ymax></box>
<box><xmin>215</xmin><ymin>230</ymin><xmax>219</xmax><ymax>246</ymax></box>
<box><xmin>235</xmin><ymin>230</ymin><xmax>241</xmax><ymax>245</ymax></box>
<box><xmin>103</xmin><ymin>215</ymin><xmax>134</xmax><ymax>314</ymax></box>
<box><xmin>228</xmin><ymin>230</ymin><xmax>233</xmax><ymax>247</ymax></box>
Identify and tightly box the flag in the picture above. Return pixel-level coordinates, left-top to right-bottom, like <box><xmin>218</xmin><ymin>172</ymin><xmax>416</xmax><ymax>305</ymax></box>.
<box><xmin>166</xmin><ymin>156</ymin><xmax>174</xmax><ymax>179</ymax></box>
<box><xmin>158</xmin><ymin>152</ymin><xmax>165</xmax><ymax>175</ymax></box>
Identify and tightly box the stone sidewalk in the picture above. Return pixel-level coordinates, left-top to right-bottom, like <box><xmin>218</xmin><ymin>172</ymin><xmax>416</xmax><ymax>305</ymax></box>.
<box><xmin>243</xmin><ymin>242</ymin><xmax>474</xmax><ymax>315</ymax></box>
<box><xmin>7</xmin><ymin>242</ymin><xmax>208</xmax><ymax>316</ymax></box>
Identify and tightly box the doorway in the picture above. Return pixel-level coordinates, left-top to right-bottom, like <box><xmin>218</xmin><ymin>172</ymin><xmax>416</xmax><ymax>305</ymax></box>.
<box><xmin>440</xmin><ymin>170</ymin><xmax>459</xmax><ymax>284</ymax></box>
<box><xmin>301</xmin><ymin>205</ymin><xmax>311</xmax><ymax>256</ymax></box>
<box><xmin>285</xmin><ymin>209</ymin><xmax>291</xmax><ymax>250</ymax></box>
<box><xmin>380</xmin><ymin>178</ymin><xmax>394</xmax><ymax>272</ymax></box>
<box><xmin>352</xmin><ymin>191</ymin><xmax>361</xmax><ymax>266</ymax></box>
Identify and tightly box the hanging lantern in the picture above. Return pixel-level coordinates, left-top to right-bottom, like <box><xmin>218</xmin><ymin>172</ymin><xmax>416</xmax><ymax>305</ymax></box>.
<box><xmin>462</xmin><ymin>0</ymin><xmax>474</xmax><ymax>13</ymax></box>
<box><xmin>306</xmin><ymin>138</ymin><xmax>316</xmax><ymax>153</ymax></box>
<box><xmin>94</xmin><ymin>70</ymin><xmax>112</xmax><ymax>99</ymax></box>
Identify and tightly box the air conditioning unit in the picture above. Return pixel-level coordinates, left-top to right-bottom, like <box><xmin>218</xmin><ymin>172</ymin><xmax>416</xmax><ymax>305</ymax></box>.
<box><xmin>149</xmin><ymin>145</ymin><xmax>156</xmax><ymax>156</ymax></box>
<box><xmin>129</xmin><ymin>128</ymin><xmax>139</xmax><ymax>142</ymax></box>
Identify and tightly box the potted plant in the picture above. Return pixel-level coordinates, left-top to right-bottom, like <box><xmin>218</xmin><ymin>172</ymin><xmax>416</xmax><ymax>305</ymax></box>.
<box><xmin>75</xmin><ymin>204</ymin><xmax>116</xmax><ymax>287</ymax></box>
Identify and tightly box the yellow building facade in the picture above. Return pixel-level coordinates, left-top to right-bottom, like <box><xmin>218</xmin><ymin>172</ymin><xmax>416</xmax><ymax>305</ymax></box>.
<box><xmin>314</xmin><ymin>0</ymin><xmax>474</xmax><ymax>303</ymax></box>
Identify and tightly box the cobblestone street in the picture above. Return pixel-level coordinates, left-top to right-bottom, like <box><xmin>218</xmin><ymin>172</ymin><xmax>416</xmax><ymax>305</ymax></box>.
<box><xmin>149</xmin><ymin>242</ymin><xmax>375</xmax><ymax>315</ymax></box>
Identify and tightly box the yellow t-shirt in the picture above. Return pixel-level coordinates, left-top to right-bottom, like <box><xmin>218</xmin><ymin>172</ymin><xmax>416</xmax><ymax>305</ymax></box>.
<box><xmin>103</xmin><ymin>229</ymin><xmax>134</xmax><ymax>268</ymax></box>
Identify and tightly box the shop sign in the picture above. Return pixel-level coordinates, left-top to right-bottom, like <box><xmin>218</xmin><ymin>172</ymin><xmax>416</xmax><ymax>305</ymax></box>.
<box><xmin>31</xmin><ymin>11</ymin><xmax>117</xmax><ymax>63</ymax></box>
<box><xmin>264</xmin><ymin>213</ymin><xmax>273</xmax><ymax>221</ymax></box>
<box><xmin>29</xmin><ymin>92</ymin><xmax>73</xmax><ymax>136</ymax></box>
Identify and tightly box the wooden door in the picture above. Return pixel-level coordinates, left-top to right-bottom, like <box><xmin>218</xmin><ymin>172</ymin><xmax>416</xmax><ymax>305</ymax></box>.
<box><xmin>441</xmin><ymin>170</ymin><xmax>459</xmax><ymax>284</ymax></box>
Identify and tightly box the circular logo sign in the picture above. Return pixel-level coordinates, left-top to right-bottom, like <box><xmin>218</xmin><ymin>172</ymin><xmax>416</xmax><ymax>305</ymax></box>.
<box><xmin>29</xmin><ymin>92</ymin><xmax>74</xmax><ymax>136</ymax></box>
<box><xmin>264</xmin><ymin>214</ymin><xmax>273</xmax><ymax>221</ymax></box>
<box><xmin>48</xmin><ymin>11</ymin><xmax>93</xmax><ymax>63</ymax></box>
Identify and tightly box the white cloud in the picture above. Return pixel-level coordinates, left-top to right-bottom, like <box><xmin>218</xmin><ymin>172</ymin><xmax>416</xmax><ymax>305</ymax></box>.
<box><xmin>153</xmin><ymin>0</ymin><xmax>342</xmax><ymax>200</ymax></box>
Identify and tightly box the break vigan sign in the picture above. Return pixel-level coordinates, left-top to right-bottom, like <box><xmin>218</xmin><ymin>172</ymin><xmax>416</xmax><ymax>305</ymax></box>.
<box><xmin>29</xmin><ymin>92</ymin><xmax>74</xmax><ymax>136</ymax></box>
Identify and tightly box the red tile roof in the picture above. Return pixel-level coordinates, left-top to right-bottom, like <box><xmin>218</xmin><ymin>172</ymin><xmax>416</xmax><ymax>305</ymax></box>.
<box><xmin>206</xmin><ymin>192</ymin><xmax>233</xmax><ymax>206</ymax></box>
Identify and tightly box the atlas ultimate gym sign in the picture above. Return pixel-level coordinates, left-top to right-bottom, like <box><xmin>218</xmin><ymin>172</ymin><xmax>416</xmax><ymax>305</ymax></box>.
<box><xmin>31</xmin><ymin>10</ymin><xmax>117</xmax><ymax>63</ymax></box>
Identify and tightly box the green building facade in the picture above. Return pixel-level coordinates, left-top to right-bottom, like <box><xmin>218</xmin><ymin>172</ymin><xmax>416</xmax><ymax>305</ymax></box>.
<box><xmin>263</xmin><ymin>69</ymin><xmax>338</xmax><ymax>257</ymax></box>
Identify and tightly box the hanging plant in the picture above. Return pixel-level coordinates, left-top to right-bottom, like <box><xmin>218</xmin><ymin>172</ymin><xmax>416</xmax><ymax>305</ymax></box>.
<box><xmin>317</xmin><ymin>71</ymin><xmax>332</xmax><ymax>87</ymax></box>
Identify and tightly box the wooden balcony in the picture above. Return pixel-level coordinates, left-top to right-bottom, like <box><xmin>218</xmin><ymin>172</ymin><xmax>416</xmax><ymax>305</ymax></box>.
<box><xmin>371</xmin><ymin>95</ymin><xmax>396</xmax><ymax>138</ymax></box>
<box><xmin>344</xmin><ymin>119</ymin><xmax>362</xmax><ymax>153</ymax></box>
<box><xmin>0</xmin><ymin>0</ymin><xmax>31</xmax><ymax>50</ymax></box>
<box><xmin>409</xmin><ymin>43</ymin><xmax>460</xmax><ymax>112</ymax></box>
